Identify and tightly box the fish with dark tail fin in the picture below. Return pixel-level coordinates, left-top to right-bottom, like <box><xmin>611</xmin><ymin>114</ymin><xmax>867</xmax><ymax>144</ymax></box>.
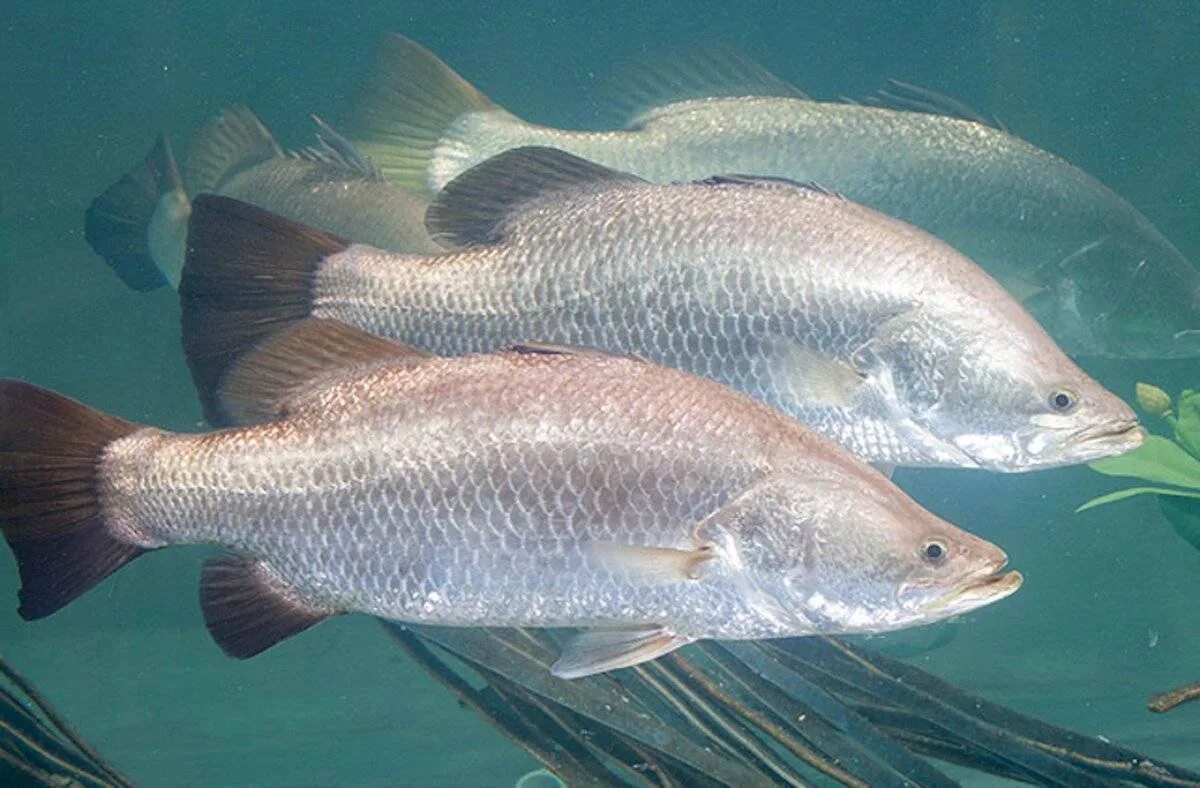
<box><xmin>0</xmin><ymin>322</ymin><xmax>1020</xmax><ymax>677</ymax></box>
<box><xmin>84</xmin><ymin>106</ymin><xmax>440</xmax><ymax>291</ymax></box>
<box><xmin>347</xmin><ymin>34</ymin><xmax>1200</xmax><ymax>359</ymax></box>
<box><xmin>179</xmin><ymin>149</ymin><xmax>1143</xmax><ymax>471</ymax></box>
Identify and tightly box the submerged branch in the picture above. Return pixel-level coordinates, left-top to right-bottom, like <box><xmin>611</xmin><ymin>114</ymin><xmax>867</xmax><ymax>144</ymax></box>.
<box><xmin>384</xmin><ymin>625</ymin><xmax>1200</xmax><ymax>787</ymax></box>
<box><xmin>1149</xmin><ymin>682</ymin><xmax>1200</xmax><ymax>714</ymax></box>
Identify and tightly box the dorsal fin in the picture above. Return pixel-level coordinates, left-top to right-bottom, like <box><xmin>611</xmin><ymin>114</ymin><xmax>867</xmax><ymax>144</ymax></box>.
<box><xmin>218</xmin><ymin>318</ymin><xmax>431</xmax><ymax>425</ymax></box>
<box><xmin>863</xmin><ymin>79</ymin><xmax>1003</xmax><ymax>130</ymax></box>
<box><xmin>697</xmin><ymin>174</ymin><xmax>845</xmax><ymax>199</ymax></box>
<box><xmin>603</xmin><ymin>45</ymin><xmax>808</xmax><ymax>128</ymax></box>
<box><xmin>506</xmin><ymin>341</ymin><xmax>650</xmax><ymax>364</ymax></box>
<box><xmin>184</xmin><ymin>105</ymin><xmax>284</xmax><ymax>195</ymax></box>
<box><xmin>291</xmin><ymin>115</ymin><xmax>384</xmax><ymax>181</ymax></box>
<box><xmin>426</xmin><ymin>147</ymin><xmax>644</xmax><ymax>247</ymax></box>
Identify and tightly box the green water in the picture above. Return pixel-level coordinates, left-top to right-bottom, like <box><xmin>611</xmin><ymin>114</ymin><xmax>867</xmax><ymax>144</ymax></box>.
<box><xmin>2</xmin><ymin>2</ymin><xmax>1199</xmax><ymax>784</ymax></box>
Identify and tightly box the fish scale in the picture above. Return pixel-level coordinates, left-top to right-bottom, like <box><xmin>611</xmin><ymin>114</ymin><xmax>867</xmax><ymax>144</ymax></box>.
<box><xmin>278</xmin><ymin>156</ymin><xmax>1138</xmax><ymax>471</ymax></box>
<box><xmin>102</xmin><ymin>355</ymin><xmax>778</xmax><ymax>632</ymax></box>
<box><xmin>1</xmin><ymin>329</ymin><xmax>1022</xmax><ymax>675</ymax></box>
<box><xmin>348</xmin><ymin>35</ymin><xmax>1200</xmax><ymax>358</ymax></box>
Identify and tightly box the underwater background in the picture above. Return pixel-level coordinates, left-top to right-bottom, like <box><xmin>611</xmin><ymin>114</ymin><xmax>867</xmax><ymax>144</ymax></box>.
<box><xmin>2</xmin><ymin>1</ymin><xmax>1199</xmax><ymax>784</ymax></box>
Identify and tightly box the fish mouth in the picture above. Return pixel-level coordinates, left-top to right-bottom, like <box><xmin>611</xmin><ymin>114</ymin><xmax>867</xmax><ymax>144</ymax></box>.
<box><xmin>923</xmin><ymin>565</ymin><xmax>1023</xmax><ymax>615</ymax></box>
<box><xmin>1064</xmin><ymin>420</ymin><xmax>1145</xmax><ymax>458</ymax></box>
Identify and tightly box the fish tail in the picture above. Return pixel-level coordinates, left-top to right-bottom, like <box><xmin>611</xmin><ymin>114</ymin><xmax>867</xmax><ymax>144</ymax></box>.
<box><xmin>347</xmin><ymin>34</ymin><xmax>504</xmax><ymax>194</ymax></box>
<box><xmin>0</xmin><ymin>380</ymin><xmax>157</xmax><ymax>619</ymax></box>
<box><xmin>179</xmin><ymin>195</ymin><xmax>350</xmax><ymax>425</ymax></box>
<box><xmin>84</xmin><ymin>133</ymin><xmax>188</xmax><ymax>291</ymax></box>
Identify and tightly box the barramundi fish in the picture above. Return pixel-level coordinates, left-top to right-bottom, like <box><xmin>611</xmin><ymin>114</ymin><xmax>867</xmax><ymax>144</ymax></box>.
<box><xmin>0</xmin><ymin>321</ymin><xmax>1022</xmax><ymax>678</ymax></box>
<box><xmin>347</xmin><ymin>35</ymin><xmax>1200</xmax><ymax>359</ymax></box>
<box><xmin>179</xmin><ymin>148</ymin><xmax>1143</xmax><ymax>471</ymax></box>
<box><xmin>84</xmin><ymin>105</ymin><xmax>439</xmax><ymax>292</ymax></box>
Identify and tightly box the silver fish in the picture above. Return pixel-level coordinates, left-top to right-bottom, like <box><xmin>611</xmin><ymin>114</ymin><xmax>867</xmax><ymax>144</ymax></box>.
<box><xmin>0</xmin><ymin>321</ymin><xmax>1021</xmax><ymax>678</ymax></box>
<box><xmin>180</xmin><ymin>149</ymin><xmax>1143</xmax><ymax>471</ymax></box>
<box><xmin>347</xmin><ymin>35</ymin><xmax>1200</xmax><ymax>359</ymax></box>
<box><xmin>84</xmin><ymin>105</ymin><xmax>440</xmax><ymax>292</ymax></box>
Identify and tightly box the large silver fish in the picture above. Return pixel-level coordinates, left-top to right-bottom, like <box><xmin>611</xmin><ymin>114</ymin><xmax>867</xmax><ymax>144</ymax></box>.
<box><xmin>0</xmin><ymin>321</ymin><xmax>1021</xmax><ymax>678</ymax></box>
<box><xmin>84</xmin><ymin>105</ymin><xmax>439</xmax><ymax>292</ymax></box>
<box><xmin>347</xmin><ymin>35</ymin><xmax>1200</xmax><ymax>359</ymax></box>
<box><xmin>180</xmin><ymin>149</ymin><xmax>1143</xmax><ymax>471</ymax></box>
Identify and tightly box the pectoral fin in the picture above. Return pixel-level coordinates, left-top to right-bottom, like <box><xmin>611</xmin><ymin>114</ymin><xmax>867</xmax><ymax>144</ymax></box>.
<box><xmin>552</xmin><ymin>626</ymin><xmax>692</xmax><ymax>679</ymax></box>
<box><xmin>773</xmin><ymin>339</ymin><xmax>866</xmax><ymax>409</ymax></box>
<box><xmin>587</xmin><ymin>541</ymin><xmax>715</xmax><ymax>581</ymax></box>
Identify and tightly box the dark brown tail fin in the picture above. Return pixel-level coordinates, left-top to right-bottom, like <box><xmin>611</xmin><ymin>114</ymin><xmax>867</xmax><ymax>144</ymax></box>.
<box><xmin>0</xmin><ymin>381</ymin><xmax>152</xmax><ymax>619</ymax></box>
<box><xmin>178</xmin><ymin>194</ymin><xmax>350</xmax><ymax>426</ymax></box>
<box><xmin>84</xmin><ymin>134</ymin><xmax>186</xmax><ymax>292</ymax></box>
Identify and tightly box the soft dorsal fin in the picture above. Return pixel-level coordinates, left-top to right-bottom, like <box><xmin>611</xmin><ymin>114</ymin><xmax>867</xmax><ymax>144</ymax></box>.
<box><xmin>603</xmin><ymin>45</ymin><xmax>808</xmax><ymax>128</ymax></box>
<box><xmin>184</xmin><ymin>105</ymin><xmax>284</xmax><ymax>195</ymax></box>
<box><xmin>218</xmin><ymin>318</ymin><xmax>431</xmax><ymax>426</ymax></box>
<box><xmin>291</xmin><ymin>115</ymin><xmax>384</xmax><ymax>181</ymax></box>
<box><xmin>697</xmin><ymin>174</ymin><xmax>846</xmax><ymax>199</ymax></box>
<box><xmin>426</xmin><ymin>147</ymin><xmax>644</xmax><ymax>248</ymax></box>
<box><xmin>863</xmin><ymin>79</ymin><xmax>1003</xmax><ymax>130</ymax></box>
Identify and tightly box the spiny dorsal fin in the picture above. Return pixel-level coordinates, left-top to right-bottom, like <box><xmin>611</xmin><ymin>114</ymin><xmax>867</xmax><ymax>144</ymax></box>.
<box><xmin>291</xmin><ymin>115</ymin><xmax>384</xmax><ymax>181</ymax></box>
<box><xmin>863</xmin><ymin>79</ymin><xmax>1003</xmax><ymax>130</ymax></box>
<box><xmin>426</xmin><ymin>147</ymin><xmax>644</xmax><ymax>248</ymax></box>
<box><xmin>603</xmin><ymin>45</ymin><xmax>808</xmax><ymax>128</ymax></box>
<box><xmin>218</xmin><ymin>318</ymin><xmax>431</xmax><ymax>426</ymax></box>
<box><xmin>698</xmin><ymin>174</ymin><xmax>845</xmax><ymax>199</ymax></box>
<box><xmin>506</xmin><ymin>341</ymin><xmax>650</xmax><ymax>364</ymax></box>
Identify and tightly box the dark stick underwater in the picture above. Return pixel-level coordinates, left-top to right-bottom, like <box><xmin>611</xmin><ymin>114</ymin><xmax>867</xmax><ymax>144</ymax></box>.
<box><xmin>382</xmin><ymin>624</ymin><xmax>1200</xmax><ymax>787</ymax></box>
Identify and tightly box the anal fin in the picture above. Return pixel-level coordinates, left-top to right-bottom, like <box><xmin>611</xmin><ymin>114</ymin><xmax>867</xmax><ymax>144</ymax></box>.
<box><xmin>551</xmin><ymin>626</ymin><xmax>692</xmax><ymax>679</ymax></box>
<box><xmin>200</xmin><ymin>554</ymin><xmax>335</xmax><ymax>659</ymax></box>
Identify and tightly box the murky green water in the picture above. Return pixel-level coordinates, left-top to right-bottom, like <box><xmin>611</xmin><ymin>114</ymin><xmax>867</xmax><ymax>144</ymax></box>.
<box><xmin>2</xmin><ymin>3</ymin><xmax>1198</xmax><ymax>785</ymax></box>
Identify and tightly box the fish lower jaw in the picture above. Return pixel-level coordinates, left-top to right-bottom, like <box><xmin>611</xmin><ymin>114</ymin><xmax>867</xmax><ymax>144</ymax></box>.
<box><xmin>924</xmin><ymin>569</ymin><xmax>1023</xmax><ymax>616</ymax></box>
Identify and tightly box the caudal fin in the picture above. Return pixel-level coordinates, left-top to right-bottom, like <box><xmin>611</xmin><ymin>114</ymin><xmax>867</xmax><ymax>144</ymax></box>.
<box><xmin>84</xmin><ymin>134</ymin><xmax>188</xmax><ymax>291</ymax></box>
<box><xmin>348</xmin><ymin>34</ymin><xmax>500</xmax><ymax>194</ymax></box>
<box><xmin>178</xmin><ymin>195</ymin><xmax>350</xmax><ymax>425</ymax></box>
<box><xmin>0</xmin><ymin>381</ymin><xmax>154</xmax><ymax>619</ymax></box>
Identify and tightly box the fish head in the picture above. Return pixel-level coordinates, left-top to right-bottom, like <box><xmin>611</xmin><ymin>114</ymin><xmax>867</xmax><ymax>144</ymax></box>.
<box><xmin>867</xmin><ymin>305</ymin><xmax>1144</xmax><ymax>471</ymax></box>
<box><xmin>922</xmin><ymin>333</ymin><xmax>1144</xmax><ymax>471</ymax></box>
<box><xmin>734</xmin><ymin>474</ymin><xmax>1020</xmax><ymax>633</ymax></box>
<box><xmin>1036</xmin><ymin>230</ymin><xmax>1200</xmax><ymax>359</ymax></box>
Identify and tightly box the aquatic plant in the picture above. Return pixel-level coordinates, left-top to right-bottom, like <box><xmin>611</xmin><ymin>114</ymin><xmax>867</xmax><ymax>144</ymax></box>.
<box><xmin>0</xmin><ymin>655</ymin><xmax>130</xmax><ymax>787</ymax></box>
<box><xmin>1077</xmin><ymin>384</ymin><xmax>1200</xmax><ymax>550</ymax></box>
<box><xmin>1078</xmin><ymin>384</ymin><xmax>1200</xmax><ymax>714</ymax></box>
<box><xmin>385</xmin><ymin>624</ymin><xmax>1200</xmax><ymax>786</ymax></box>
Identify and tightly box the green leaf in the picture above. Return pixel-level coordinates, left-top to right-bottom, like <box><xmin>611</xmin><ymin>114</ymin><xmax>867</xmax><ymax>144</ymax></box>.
<box><xmin>1175</xmin><ymin>389</ymin><xmax>1200</xmax><ymax>460</ymax></box>
<box><xmin>1160</xmin><ymin>495</ymin><xmax>1200</xmax><ymax>551</ymax></box>
<box><xmin>1087</xmin><ymin>436</ymin><xmax>1200</xmax><ymax>490</ymax></box>
<box><xmin>1075</xmin><ymin>486</ymin><xmax>1200</xmax><ymax>513</ymax></box>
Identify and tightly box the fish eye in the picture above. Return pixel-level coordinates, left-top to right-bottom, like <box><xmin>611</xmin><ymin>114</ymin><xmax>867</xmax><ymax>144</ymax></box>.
<box><xmin>1048</xmin><ymin>389</ymin><xmax>1077</xmax><ymax>413</ymax></box>
<box><xmin>922</xmin><ymin>540</ymin><xmax>947</xmax><ymax>563</ymax></box>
